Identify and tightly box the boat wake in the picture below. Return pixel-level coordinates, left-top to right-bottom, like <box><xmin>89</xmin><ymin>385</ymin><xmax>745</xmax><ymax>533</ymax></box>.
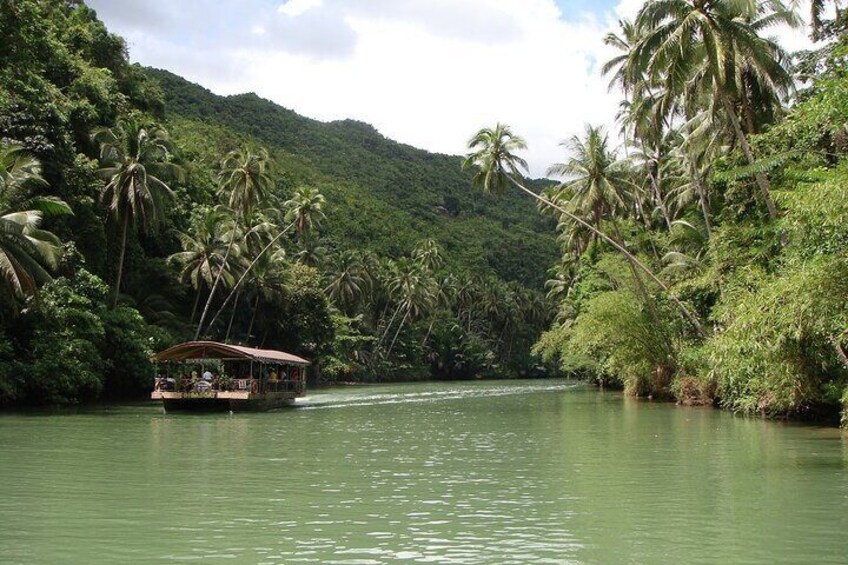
<box><xmin>295</xmin><ymin>380</ymin><xmax>582</xmax><ymax>410</ymax></box>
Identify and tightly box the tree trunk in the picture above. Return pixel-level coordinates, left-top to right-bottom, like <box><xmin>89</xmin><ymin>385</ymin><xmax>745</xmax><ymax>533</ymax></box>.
<box><xmin>508</xmin><ymin>175</ymin><xmax>706</xmax><ymax>337</ymax></box>
<box><xmin>190</xmin><ymin>284</ymin><xmax>203</xmax><ymax>323</ymax></box>
<box><xmin>202</xmin><ymin>220</ymin><xmax>296</xmax><ymax>336</ymax></box>
<box><xmin>225</xmin><ymin>289</ymin><xmax>240</xmax><ymax>343</ymax></box>
<box><xmin>113</xmin><ymin>213</ymin><xmax>130</xmax><ymax>308</ymax></box>
<box><xmin>246</xmin><ymin>294</ymin><xmax>260</xmax><ymax>340</ymax></box>
<box><xmin>387</xmin><ymin>308</ymin><xmax>410</xmax><ymax>356</ymax></box>
<box><xmin>722</xmin><ymin>96</ymin><xmax>778</xmax><ymax>220</ymax></box>
<box><xmin>421</xmin><ymin>319</ymin><xmax>435</xmax><ymax>347</ymax></box>
<box><xmin>195</xmin><ymin>232</ymin><xmax>236</xmax><ymax>339</ymax></box>
<box><xmin>650</xmin><ymin>150</ymin><xmax>673</xmax><ymax>230</ymax></box>
<box><xmin>696</xmin><ymin>174</ymin><xmax>713</xmax><ymax>238</ymax></box>
<box><xmin>379</xmin><ymin>302</ymin><xmax>404</xmax><ymax>347</ymax></box>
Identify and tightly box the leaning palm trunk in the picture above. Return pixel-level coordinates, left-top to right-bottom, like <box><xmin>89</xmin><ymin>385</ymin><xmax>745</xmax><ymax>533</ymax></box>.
<box><xmin>609</xmin><ymin>216</ymin><xmax>675</xmax><ymax>358</ymax></box>
<box><xmin>721</xmin><ymin>96</ymin><xmax>778</xmax><ymax>220</ymax></box>
<box><xmin>190</xmin><ymin>284</ymin><xmax>203</xmax><ymax>323</ymax></box>
<box><xmin>387</xmin><ymin>307</ymin><xmax>411</xmax><ymax>356</ymax></box>
<box><xmin>649</xmin><ymin>153</ymin><xmax>673</xmax><ymax>231</ymax></box>
<box><xmin>246</xmin><ymin>294</ymin><xmax>261</xmax><ymax>339</ymax></box>
<box><xmin>378</xmin><ymin>302</ymin><xmax>405</xmax><ymax>348</ymax></box>
<box><xmin>113</xmin><ymin>214</ymin><xmax>130</xmax><ymax>307</ymax></box>
<box><xmin>696</xmin><ymin>175</ymin><xmax>713</xmax><ymax>238</ymax></box>
<box><xmin>195</xmin><ymin>234</ymin><xmax>236</xmax><ymax>339</ymax></box>
<box><xmin>202</xmin><ymin>221</ymin><xmax>296</xmax><ymax>336</ymax></box>
<box><xmin>507</xmin><ymin>175</ymin><xmax>706</xmax><ymax>337</ymax></box>
<box><xmin>225</xmin><ymin>289</ymin><xmax>240</xmax><ymax>342</ymax></box>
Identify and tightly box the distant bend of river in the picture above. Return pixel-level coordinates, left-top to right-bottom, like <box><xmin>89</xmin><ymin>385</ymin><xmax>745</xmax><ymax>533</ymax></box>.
<box><xmin>1</xmin><ymin>380</ymin><xmax>847</xmax><ymax>564</ymax></box>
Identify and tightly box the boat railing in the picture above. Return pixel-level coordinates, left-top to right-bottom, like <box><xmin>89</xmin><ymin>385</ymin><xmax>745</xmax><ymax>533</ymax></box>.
<box><xmin>154</xmin><ymin>377</ymin><xmax>304</xmax><ymax>395</ymax></box>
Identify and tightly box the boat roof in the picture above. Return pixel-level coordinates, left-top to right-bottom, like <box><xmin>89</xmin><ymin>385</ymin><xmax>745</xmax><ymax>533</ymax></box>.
<box><xmin>153</xmin><ymin>341</ymin><xmax>309</xmax><ymax>366</ymax></box>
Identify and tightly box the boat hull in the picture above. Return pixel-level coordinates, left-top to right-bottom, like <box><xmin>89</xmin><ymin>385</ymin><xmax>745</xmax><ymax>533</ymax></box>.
<box><xmin>152</xmin><ymin>391</ymin><xmax>298</xmax><ymax>412</ymax></box>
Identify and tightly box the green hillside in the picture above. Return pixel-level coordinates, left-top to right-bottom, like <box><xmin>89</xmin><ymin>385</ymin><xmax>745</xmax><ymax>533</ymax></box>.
<box><xmin>147</xmin><ymin>68</ymin><xmax>557</xmax><ymax>287</ymax></box>
<box><xmin>0</xmin><ymin>0</ymin><xmax>557</xmax><ymax>405</ymax></box>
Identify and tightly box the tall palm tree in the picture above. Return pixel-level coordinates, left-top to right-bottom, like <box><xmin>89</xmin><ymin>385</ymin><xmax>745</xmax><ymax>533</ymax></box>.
<box><xmin>463</xmin><ymin>123</ymin><xmax>705</xmax><ymax>336</ymax></box>
<box><xmin>547</xmin><ymin>125</ymin><xmax>632</xmax><ymax>229</ymax></box>
<box><xmin>285</xmin><ymin>186</ymin><xmax>326</xmax><ymax>240</ymax></box>
<box><xmin>325</xmin><ymin>250</ymin><xmax>372</xmax><ymax>313</ymax></box>
<box><xmin>413</xmin><ymin>238</ymin><xmax>444</xmax><ymax>272</ymax></box>
<box><xmin>195</xmin><ymin>147</ymin><xmax>273</xmax><ymax>338</ymax></box>
<box><xmin>0</xmin><ymin>145</ymin><xmax>70</xmax><ymax>304</ymax></box>
<box><xmin>201</xmin><ymin>186</ymin><xmax>326</xmax><ymax>338</ymax></box>
<box><xmin>167</xmin><ymin>207</ymin><xmax>233</xmax><ymax>322</ymax></box>
<box><xmin>93</xmin><ymin>118</ymin><xmax>181</xmax><ymax>306</ymax></box>
<box><xmin>243</xmin><ymin>248</ymin><xmax>289</xmax><ymax>341</ymax></box>
<box><xmin>384</xmin><ymin>258</ymin><xmax>436</xmax><ymax>355</ymax></box>
<box><xmin>632</xmin><ymin>0</ymin><xmax>799</xmax><ymax>219</ymax></box>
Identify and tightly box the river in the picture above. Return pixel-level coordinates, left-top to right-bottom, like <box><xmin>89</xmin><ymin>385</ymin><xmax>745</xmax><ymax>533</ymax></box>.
<box><xmin>0</xmin><ymin>380</ymin><xmax>846</xmax><ymax>564</ymax></box>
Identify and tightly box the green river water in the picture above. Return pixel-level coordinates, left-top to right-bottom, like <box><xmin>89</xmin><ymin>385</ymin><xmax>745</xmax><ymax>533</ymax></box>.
<box><xmin>0</xmin><ymin>380</ymin><xmax>846</xmax><ymax>564</ymax></box>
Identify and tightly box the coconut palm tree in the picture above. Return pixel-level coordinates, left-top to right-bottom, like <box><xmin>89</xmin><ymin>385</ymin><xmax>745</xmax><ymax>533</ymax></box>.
<box><xmin>547</xmin><ymin>125</ymin><xmax>632</xmax><ymax>230</ymax></box>
<box><xmin>325</xmin><ymin>250</ymin><xmax>372</xmax><ymax>313</ymax></box>
<box><xmin>200</xmin><ymin>186</ymin><xmax>326</xmax><ymax>338</ymax></box>
<box><xmin>93</xmin><ymin>118</ymin><xmax>181</xmax><ymax>306</ymax></box>
<box><xmin>242</xmin><ymin>247</ymin><xmax>289</xmax><ymax>342</ymax></box>
<box><xmin>285</xmin><ymin>186</ymin><xmax>326</xmax><ymax>240</ymax></box>
<box><xmin>413</xmin><ymin>238</ymin><xmax>444</xmax><ymax>272</ymax></box>
<box><xmin>810</xmin><ymin>0</ymin><xmax>844</xmax><ymax>40</ymax></box>
<box><xmin>632</xmin><ymin>0</ymin><xmax>799</xmax><ymax>219</ymax></box>
<box><xmin>167</xmin><ymin>207</ymin><xmax>234</xmax><ymax>322</ymax></box>
<box><xmin>0</xmin><ymin>145</ymin><xmax>70</xmax><ymax>304</ymax></box>
<box><xmin>463</xmin><ymin>123</ymin><xmax>705</xmax><ymax>336</ymax></box>
<box><xmin>195</xmin><ymin>147</ymin><xmax>273</xmax><ymax>338</ymax></box>
<box><xmin>384</xmin><ymin>258</ymin><xmax>436</xmax><ymax>355</ymax></box>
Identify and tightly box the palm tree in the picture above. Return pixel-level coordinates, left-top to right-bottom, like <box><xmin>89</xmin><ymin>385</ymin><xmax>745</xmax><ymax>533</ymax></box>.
<box><xmin>195</xmin><ymin>147</ymin><xmax>273</xmax><ymax>338</ymax></box>
<box><xmin>93</xmin><ymin>118</ymin><xmax>181</xmax><ymax>306</ymax></box>
<box><xmin>0</xmin><ymin>145</ymin><xmax>70</xmax><ymax>304</ymax></box>
<box><xmin>295</xmin><ymin>234</ymin><xmax>328</xmax><ymax>267</ymax></box>
<box><xmin>200</xmin><ymin>186</ymin><xmax>326</xmax><ymax>337</ymax></box>
<box><xmin>547</xmin><ymin>125</ymin><xmax>632</xmax><ymax>230</ymax></box>
<box><xmin>325</xmin><ymin>250</ymin><xmax>372</xmax><ymax>313</ymax></box>
<box><xmin>167</xmin><ymin>207</ymin><xmax>234</xmax><ymax>322</ymax></box>
<box><xmin>463</xmin><ymin>123</ymin><xmax>705</xmax><ymax>336</ymax></box>
<box><xmin>384</xmin><ymin>258</ymin><xmax>436</xmax><ymax>355</ymax></box>
<box><xmin>242</xmin><ymin>247</ymin><xmax>289</xmax><ymax>341</ymax></box>
<box><xmin>632</xmin><ymin>0</ymin><xmax>799</xmax><ymax>219</ymax></box>
<box><xmin>285</xmin><ymin>186</ymin><xmax>326</xmax><ymax>240</ymax></box>
<box><xmin>811</xmin><ymin>0</ymin><xmax>845</xmax><ymax>40</ymax></box>
<box><xmin>413</xmin><ymin>238</ymin><xmax>444</xmax><ymax>272</ymax></box>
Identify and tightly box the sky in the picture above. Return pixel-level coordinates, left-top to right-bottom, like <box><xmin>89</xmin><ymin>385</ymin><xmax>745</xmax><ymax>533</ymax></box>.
<box><xmin>87</xmin><ymin>0</ymin><xmax>813</xmax><ymax>177</ymax></box>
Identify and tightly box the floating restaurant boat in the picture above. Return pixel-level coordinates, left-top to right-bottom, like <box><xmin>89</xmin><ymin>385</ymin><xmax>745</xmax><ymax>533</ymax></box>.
<box><xmin>151</xmin><ymin>341</ymin><xmax>309</xmax><ymax>412</ymax></box>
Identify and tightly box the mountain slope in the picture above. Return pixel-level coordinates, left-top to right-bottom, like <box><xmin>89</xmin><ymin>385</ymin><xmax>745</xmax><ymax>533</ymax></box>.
<box><xmin>147</xmin><ymin>68</ymin><xmax>558</xmax><ymax>287</ymax></box>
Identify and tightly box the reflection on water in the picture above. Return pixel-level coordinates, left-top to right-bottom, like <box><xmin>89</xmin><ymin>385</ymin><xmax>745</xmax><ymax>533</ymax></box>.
<box><xmin>0</xmin><ymin>380</ymin><xmax>846</xmax><ymax>564</ymax></box>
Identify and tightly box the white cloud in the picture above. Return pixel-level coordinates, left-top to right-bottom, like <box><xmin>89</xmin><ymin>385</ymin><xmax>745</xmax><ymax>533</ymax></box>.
<box><xmin>278</xmin><ymin>0</ymin><xmax>324</xmax><ymax>18</ymax></box>
<box><xmin>90</xmin><ymin>0</ymin><xmax>814</xmax><ymax>177</ymax></box>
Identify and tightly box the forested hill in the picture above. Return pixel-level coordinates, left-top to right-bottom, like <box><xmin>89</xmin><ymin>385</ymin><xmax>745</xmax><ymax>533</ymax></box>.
<box><xmin>0</xmin><ymin>0</ymin><xmax>561</xmax><ymax>405</ymax></box>
<box><xmin>146</xmin><ymin>68</ymin><xmax>557</xmax><ymax>287</ymax></box>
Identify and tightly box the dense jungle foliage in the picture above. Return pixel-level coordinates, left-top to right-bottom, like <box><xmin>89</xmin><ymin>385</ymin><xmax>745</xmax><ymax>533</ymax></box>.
<box><xmin>520</xmin><ymin>0</ymin><xmax>848</xmax><ymax>424</ymax></box>
<box><xmin>0</xmin><ymin>0</ymin><xmax>557</xmax><ymax>405</ymax></box>
<box><xmin>3</xmin><ymin>0</ymin><xmax>848</xmax><ymax>427</ymax></box>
